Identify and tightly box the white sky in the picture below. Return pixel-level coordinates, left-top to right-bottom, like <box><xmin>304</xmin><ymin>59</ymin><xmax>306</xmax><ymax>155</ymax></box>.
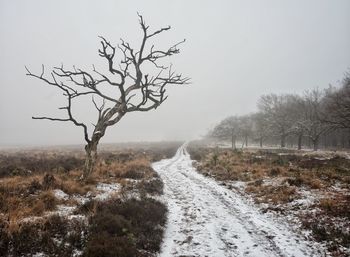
<box><xmin>0</xmin><ymin>0</ymin><xmax>349</xmax><ymax>146</ymax></box>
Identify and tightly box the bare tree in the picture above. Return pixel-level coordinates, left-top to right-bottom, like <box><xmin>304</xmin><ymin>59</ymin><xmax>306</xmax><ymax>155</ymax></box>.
<box><xmin>287</xmin><ymin>95</ymin><xmax>306</xmax><ymax>150</ymax></box>
<box><xmin>301</xmin><ymin>89</ymin><xmax>331</xmax><ymax>151</ymax></box>
<box><xmin>26</xmin><ymin>15</ymin><xmax>189</xmax><ymax>179</ymax></box>
<box><xmin>209</xmin><ymin>116</ymin><xmax>240</xmax><ymax>149</ymax></box>
<box><xmin>324</xmin><ymin>72</ymin><xmax>350</xmax><ymax>129</ymax></box>
<box><xmin>251</xmin><ymin>112</ymin><xmax>270</xmax><ymax>148</ymax></box>
<box><xmin>238</xmin><ymin>115</ymin><xmax>253</xmax><ymax>147</ymax></box>
<box><xmin>258</xmin><ymin>94</ymin><xmax>296</xmax><ymax>147</ymax></box>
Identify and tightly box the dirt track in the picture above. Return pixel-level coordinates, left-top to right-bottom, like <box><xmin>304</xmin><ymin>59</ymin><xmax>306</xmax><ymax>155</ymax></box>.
<box><xmin>152</xmin><ymin>145</ymin><xmax>325</xmax><ymax>257</ymax></box>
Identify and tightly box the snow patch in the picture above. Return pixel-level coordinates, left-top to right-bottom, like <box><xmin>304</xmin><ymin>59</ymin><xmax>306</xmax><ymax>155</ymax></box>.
<box><xmin>290</xmin><ymin>189</ymin><xmax>319</xmax><ymax>207</ymax></box>
<box><xmin>53</xmin><ymin>189</ymin><xmax>69</xmax><ymax>200</ymax></box>
<box><xmin>21</xmin><ymin>183</ymin><xmax>121</xmax><ymax>224</ymax></box>
<box><xmin>32</xmin><ymin>253</ymin><xmax>45</xmax><ymax>257</ymax></box>
<box><xmin>73</xmin><ymin>194</ymin><xmax>90</xmax><ymax>205</ymax></box>
<box><xmin>94</xmin><ymin>182</ymin><xmax>120</xmax><ymax>201</ymax></box>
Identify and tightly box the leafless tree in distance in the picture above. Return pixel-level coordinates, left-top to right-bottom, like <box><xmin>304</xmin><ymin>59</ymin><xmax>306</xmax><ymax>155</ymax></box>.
<box><xmin>210</xmin><ymin>70</ymin><xmax>350</xmax><ymax>150</ymax></box>
<box><xmin>324</xmin><ymin>72</ymin><xmax>350</xmax><ymax>129</ymax></box>
<box><xmin>251</xmin><ymin>112</ymin><xmax>270</xmax><ymax>148</ymax></box>
<box><xmin>258</xmin><ymin>94</ymin><xmax>296</xmax><ymax>148</ymax></box>
<box><xmin>26</xmin><ymin>14</ymin><xmax>189</xmax><ymax>179</ymax></box>
<box><xmin>287</xmin><ymin>95</ymin><xmax>305</xmax><ymax>150</ymax></box>
<box><xmin>301</xmin><ymin>89</ymin><xmax>332</xmax><ymax>151</ymax></box>
<box><xmin>209</xmin><ymin>116</ymin><xmax>240</xmax><ymax>149</ymax></box>
<box><xmin>238</xmin><ymin>115</ymin><xmax>253</xmax><ymax>148</ymax></box>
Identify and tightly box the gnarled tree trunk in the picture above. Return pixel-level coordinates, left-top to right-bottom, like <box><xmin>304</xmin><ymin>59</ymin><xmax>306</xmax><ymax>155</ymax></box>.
<box><xmin>83</xmin><ymin>140</ymin><xmax>99</xmax><ymax>179</ymax></box>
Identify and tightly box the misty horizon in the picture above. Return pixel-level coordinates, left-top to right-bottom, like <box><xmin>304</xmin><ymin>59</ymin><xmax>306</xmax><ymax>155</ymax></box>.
<box><xmin>1</xmin><ymin>0</ymin><xmax>349</xmax><ymax>146</ymax></box>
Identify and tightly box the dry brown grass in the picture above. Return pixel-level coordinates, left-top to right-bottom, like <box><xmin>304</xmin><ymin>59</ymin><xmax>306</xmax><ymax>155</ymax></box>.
<box><xmin>0</xmin><ymin>152</ymin><xmax>160</xmax><ymax>224</ymax></box>
<box><xmin>1</xmin><ymin>176</ymin><xmax>46</xmax><ymax>220</ymax></box>
<box><xmin>319</xmin><ymin>194</ymin><xmax>350</xmax><ymax>218</ymax></box>
<box><xmin>0</xmin><ymin>143</ymin><xmax>179</xmax><ymax>256</ymax></box>
<box><xmin>319</xmin><ymin>198</ymin><xmax>337</xmax><ymax>212</ymax></box>
<box><xmin>94</xmin><ymin>157</ymin><xmax>155</xmax><ymax>181</ymax></box>
<box><xmin>188</xmin><ymin>144</ymin><xmax>350</xmax><ymax>256</ymax></box>
<box><xmin>0</xmin><ymin>172</ymin><xmax>96</xmax><ymax>223</ymax></box>
<box><xmin>59</xmin><ymin>177</ymin><xmax>93</xmax><ymax>195</ymax></box>
<box><xmin>194</xmin><ymin>149</ymin><xmax>290</xmax><ymax>184</ymax></box>
<box><xmin>0</xmin><ymin>151</ymin><xmax>84</xmax><ymax>178</ymax></box>
<box><xmin>246</xmin><ymin>184</ymin><xmax>297</xmax><ymax>204</ymax></box>
<box><xmin>188</xmin><ymin>146</ymin><xmax>349</xmax><ymax>192</ymax></box>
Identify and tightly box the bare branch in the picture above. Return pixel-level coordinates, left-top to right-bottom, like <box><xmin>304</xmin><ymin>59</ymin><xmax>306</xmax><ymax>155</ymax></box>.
<box><xmin>32</xmin><ymin>116</ymin><xmax>70</xmax><ymax>122</ymax></box>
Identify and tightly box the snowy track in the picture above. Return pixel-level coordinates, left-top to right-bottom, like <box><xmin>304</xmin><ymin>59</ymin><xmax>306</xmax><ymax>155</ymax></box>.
<box><xmin>152</xmin><ymin>145</ymin><xmax>325</xmax><ymax>257</ymax></box>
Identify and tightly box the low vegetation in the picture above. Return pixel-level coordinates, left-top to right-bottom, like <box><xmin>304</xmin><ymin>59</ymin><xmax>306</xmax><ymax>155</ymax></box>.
<box><xmin>188</xmin><ymin>143</ymin><xmax>350</xmax><ymax>256</ymax></box>
<box><xmin>0</xmin><ymin>142</ymin><xmax>180</xmax><ymax>257</ymax></box>
<box><xmin>84</xmin><ymin>198</ymin><xmax>167</xmax><ymax>257</ymax></box>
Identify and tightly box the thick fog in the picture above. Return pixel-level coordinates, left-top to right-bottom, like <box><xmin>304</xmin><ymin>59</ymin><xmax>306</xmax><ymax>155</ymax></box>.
<box><xmin>0</xmin><ymin>0</ymin><xmax>349</xmax><ymax>146</ymax></box>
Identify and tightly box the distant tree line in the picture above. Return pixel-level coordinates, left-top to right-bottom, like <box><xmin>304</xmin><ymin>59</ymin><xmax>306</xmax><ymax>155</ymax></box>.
<box><xmin>207</xmin><ymin>72</ymin><xmax>350</xmax><ymax>151</ymax></box>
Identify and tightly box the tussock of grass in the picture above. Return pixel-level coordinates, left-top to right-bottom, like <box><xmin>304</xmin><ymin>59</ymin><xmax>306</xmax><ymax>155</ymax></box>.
<box><xmin>246</xmin><ymin>184</ymin><xmax>297</xmax><ymax>204</ymax></box>
<box><xmin>137</xmin><ymin>178</ymin><xmax>164</xmax><ymax>196</ymax></box>
<box><xmin>319</xmin><ymin>195</ymin><xmax>350</xmax><ymax>218</ymax></box>
<box><xmin>95</xmin><ymin>158</ymin><xmax>155</xmax><ymax>180</ymax></box>
<box><xmin>1</xmin><ymin>214</ymin><xmax>87</xmax><ymax>257</ymax></box>
<box><xmin>84</xmin><ymin>198</ymin><xmax>167</xmax><ymax>257</ymax></box>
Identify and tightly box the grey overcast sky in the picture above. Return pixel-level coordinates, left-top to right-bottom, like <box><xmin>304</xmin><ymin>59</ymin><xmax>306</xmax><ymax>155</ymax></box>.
<box><xmin>0</xmin><ymin>0</ymin><xmax>349</xmax><ymax>146</ymax></box>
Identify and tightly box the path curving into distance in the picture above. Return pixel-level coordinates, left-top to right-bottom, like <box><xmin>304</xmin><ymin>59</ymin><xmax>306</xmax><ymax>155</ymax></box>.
<box><xmin>152</xmin><ymin>144</ymin><xmax>325</xmax><ymax>257</ymax></box>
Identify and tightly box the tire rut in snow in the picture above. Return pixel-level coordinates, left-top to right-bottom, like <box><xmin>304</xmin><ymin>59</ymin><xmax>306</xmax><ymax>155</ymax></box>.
<box><xmin>152</xmin><ymin>145</ymin><xmax>325</xmax><ymax>257</ymax></box>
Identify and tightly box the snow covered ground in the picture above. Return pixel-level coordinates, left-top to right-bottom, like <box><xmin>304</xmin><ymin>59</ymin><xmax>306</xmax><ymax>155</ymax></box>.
<box><xmin>153</xmin><ymin>144</ymin><xmax>327</xmax><ymax>257</ymax></box>
<box><xmin>21</xmin><ymin>182</ymin><xmax>121</xmax><ymax>225</ymax></box>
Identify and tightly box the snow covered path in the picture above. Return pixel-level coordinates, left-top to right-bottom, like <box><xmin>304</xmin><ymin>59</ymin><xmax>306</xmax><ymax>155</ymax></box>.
<box><xmin>152</xmin><ymin>145</ymin><xmax>325</xmax><ymax>257</ymax></box>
